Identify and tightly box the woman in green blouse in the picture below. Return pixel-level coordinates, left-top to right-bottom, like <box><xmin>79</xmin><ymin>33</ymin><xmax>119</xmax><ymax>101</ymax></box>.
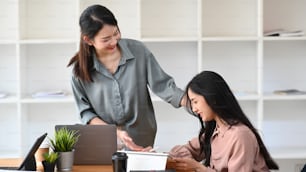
<box><xmin>67</xmin><ymin>4</ymin><xmax>185</xmax><ymax>151</ymax></box>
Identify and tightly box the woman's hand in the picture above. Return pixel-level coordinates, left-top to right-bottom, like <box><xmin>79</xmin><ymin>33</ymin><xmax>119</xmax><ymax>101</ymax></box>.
<box><xmin>117</xmin><ymin>129</ymin><xmax>148</xmax><ymax>151</ymax></box>
<box><xmin>173</xmin><ymin>157</ymin><xmax>206</xmax><ymax>172</ymax></box>
<box><xmin>89</xmin><ymin>117</ymin><xmax>152</xmax><ymax>151</ymax></box>
<box><xmin>88</xmin><ymin>117</ymin><xmax>107</xmax><ymax>125</ymax></box>
<box><xmin>180</xmin><ymin>94</ymin><xmax>187</xmax><ymax>107</ymax></box>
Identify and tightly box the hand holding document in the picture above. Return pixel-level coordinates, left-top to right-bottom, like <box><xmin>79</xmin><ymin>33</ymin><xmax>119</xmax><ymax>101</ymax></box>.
<box><xmin>149</xmin><ymin>146</ymin><xmax>159</xmax><ymax>152</ymax></box>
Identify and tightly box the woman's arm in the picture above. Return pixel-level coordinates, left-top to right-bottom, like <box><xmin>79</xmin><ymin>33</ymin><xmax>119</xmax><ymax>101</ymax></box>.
<box><xmin>144</xmin><ymin>47</ymin><xmax>184</xmax><ymax>108</ymax></box>
<box><xmin>89</xmin><ymin>117</ymin><xmax>147</xmax><ymax>151</ymax></box>
<box><xmin>71</xmin><ymin>75</ymin><xmax>100</xmax><ymax>124</ymax></box>
<box><xmin>169</xmin><ymin>137</ymin><xmax>204</xmax><ymax>161</ymax></box>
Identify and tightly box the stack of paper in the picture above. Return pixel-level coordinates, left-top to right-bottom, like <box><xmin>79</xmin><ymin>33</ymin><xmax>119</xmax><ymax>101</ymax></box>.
<box><xmin>0</xmin><ymin>92</ymin><xmax>7</xmax><ymax>99</ymax></box>
<box><xmin>273</xmin><ymin>89</ymin><xmax>306</xmax><ymax>95</ymax></box>
<box><xmin>32</xmin><ymin>90</ymin><xmax>66</xmax><ymax>98</ymax></box>
<box><xmin>264</xmin><ymin>29</ymin><xmax>305</xmax><ymax>37</ymax></box>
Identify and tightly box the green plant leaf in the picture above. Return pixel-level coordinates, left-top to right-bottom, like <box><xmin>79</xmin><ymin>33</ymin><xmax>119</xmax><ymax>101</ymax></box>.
<box><xmin>49</xmin><ymin>127</ymin><xmax>80</xmax><ymax>152</ymax></box>
<box><xmin>43</xmin><ymin>152</ymin><xmax>58</xmax><ymax>163</ymax></box>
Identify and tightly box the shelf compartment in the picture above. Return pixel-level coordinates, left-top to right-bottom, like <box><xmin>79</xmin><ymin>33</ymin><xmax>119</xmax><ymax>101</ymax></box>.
<box><xmin>144</xmin><ymin>41</ymin><xmax>198</xmax><ymax>89</ymax></box>
<box><xmin>0</xmin><ymin>0</ymin><xmax>18</xmax><ymax>40</ymax></box>
<box><xmin>19</xmin><ymin>43</ymin><xmax>76</xmax><ymax>99</ymax></box>
<box><xmin>20</xmin><ymin>103</ymin><xmax>79</xmax><ymax>156</ymax></box>
<box><xmin>0</xmin><ymin>104</ymin><xmax>20</xmax><ymax>158</ymax></box>
<box><xmin>264</xmin><ymin>0</ymin><xmax>306</xmax><ymax>35</ymax></box>
<box><xmin>19</xmin><ymin>0</ymin><xmax>77</xmax><ymax>40</ymax></box>
<box><xmin>202</xmin><ymin>0</ymin><xmax>258</xmax><ymax>37</ymax></box>
<box><xmin>201</xmin><ymin>41</ymin><xmax>258</xmax><ymax>94</ymax></box>
<box><xmin>79</xmin><ymin>0</ymin><xmax>140</xmax><ymax>39</ymax></box>
<box><xmin>141</xmin><ymin>0</ymin><xmax>198</xmax><ymax>39</ymax></box>
<box><xmin>262</xmin><ymin>100</ymin><xmax>306</xmax><ymax>159</ymax></box>
<box><xmin>21</xmin><ymin>95</ymin><xmax>74</xmax><ymax>104</ymax></box>
<box><xmin>238</xmin><ymin>100</ymin><xmax>258</xmax><ymax>127</ymax></box>
<box><xmin>263</xmin><ymin>41</ymin><xmax>306</xmax><ymax>93</ymax></box>
<box><xmin>0</xmin><ymin>44</ymin><xmax>17</xmax><ymax>99</ymax></box>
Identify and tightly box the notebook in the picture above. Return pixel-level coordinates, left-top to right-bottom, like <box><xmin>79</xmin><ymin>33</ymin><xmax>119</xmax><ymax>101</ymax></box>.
<box><xmin>0</xmin><ymin>133</ymin><xmax>47</xmax><ymax>171</ymax></box>
<box><xmin>55</xmin><ymin>124</ymin><xmax>117</xmax><ymax>165</ymax></box>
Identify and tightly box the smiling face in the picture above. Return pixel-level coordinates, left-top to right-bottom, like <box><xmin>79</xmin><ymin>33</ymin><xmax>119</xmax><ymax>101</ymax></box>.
<box><xmin>188</xmin><ymin>88</ymin><xmax>217</xmax><ymax>122</ymax></box>
<box><xmin>85</xmin><ymin>24</ymin><xmax>121</xmax><ymax>56</ymax></box>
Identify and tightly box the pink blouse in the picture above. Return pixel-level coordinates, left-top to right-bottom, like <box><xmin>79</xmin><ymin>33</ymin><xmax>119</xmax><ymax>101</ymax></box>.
<box><xmin>170</xmin><ymin>123</ymin><xmax>270</xmax><ymax>172</ymax></box>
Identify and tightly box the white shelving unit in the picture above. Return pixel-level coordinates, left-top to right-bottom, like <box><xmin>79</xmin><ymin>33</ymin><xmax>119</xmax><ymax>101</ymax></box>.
<box><xmin>1</xmin><ymin>0</ymin><xmax>305</xmax><ymax>171</ymax></box>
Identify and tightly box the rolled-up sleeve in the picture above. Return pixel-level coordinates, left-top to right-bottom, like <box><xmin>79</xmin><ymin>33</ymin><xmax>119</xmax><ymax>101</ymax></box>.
<box><xmin>71</xmin><ymin>75</ymin><xmax>97</xmax><ymax>124</ymax></box>
<box><xmin>170</xmin><ymin>137</ymin><xmax>204</xmax><ymax>161</ymax></box>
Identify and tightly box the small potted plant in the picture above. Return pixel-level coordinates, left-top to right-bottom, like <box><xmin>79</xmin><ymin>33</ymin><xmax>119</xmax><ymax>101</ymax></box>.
<box><xmin>42</xmin><ymin>152</ymin><xmax>58</xmax><ymax>172</ymax></box>
<box><xmin>49</xmin><ymin>127</ymin><xmax>79</xmax><ymax>171</ymax></box>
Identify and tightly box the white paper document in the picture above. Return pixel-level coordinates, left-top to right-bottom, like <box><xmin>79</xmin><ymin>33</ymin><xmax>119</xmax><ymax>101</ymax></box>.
<box><xmin>0</xmin><ymin>92</ymin><xmax>7</xmax><ymax>98</ymax></box>
<box><xmin>31</xmin><ymin>90</ymin><xmax>66</xmax><ymax>98</ymax></box>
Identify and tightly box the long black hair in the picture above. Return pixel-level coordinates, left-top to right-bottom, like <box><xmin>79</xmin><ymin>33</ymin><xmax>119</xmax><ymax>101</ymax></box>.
<box><xmin>67</xmin><ymin>4</ymin><xmax>119</xmax><ymax>82</ymax></box>
<box><xmin>185</xmin><ymin>71</ymin><xmax>278</xmax><ymax>170</ymax></box>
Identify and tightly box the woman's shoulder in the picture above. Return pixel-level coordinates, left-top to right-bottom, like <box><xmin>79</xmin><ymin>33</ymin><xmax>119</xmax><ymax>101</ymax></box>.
<box><xmin>231</xmin><ymin>123</ymin><xmax>251</xmax><ymax>131</ymax></box>
<box><xmin>119</xmin><ymin>38</ymin><xmax>145</xmax><ymax>48</ymax></box>
<box><xmin>119</xmin><ymin>38</ymin><xmax>151</xmax><ymax>57</ymax></box>
<box><xmin>229</xmin><ymin>124</ymin><xmax>256</xmax><ymax>141</ymax></box>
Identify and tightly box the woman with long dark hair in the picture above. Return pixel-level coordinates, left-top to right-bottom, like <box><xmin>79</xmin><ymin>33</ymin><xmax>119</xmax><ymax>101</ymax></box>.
<box><xmin>169</xmin><ymin>71</ymin><xmax>278</xmax><ymax>171</ymax></box>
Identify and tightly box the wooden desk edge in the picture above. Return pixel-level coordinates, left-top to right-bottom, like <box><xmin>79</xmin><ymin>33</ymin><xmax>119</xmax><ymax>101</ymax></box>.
<box><xmin>0</xmin><ymin>158</ymin><xmax>112</xmax><ymax>172</ymax></box>
<box><xmin>0</xmin><ymin>158</ymin><xmax>181</xmax><ymax>172</ymax></box>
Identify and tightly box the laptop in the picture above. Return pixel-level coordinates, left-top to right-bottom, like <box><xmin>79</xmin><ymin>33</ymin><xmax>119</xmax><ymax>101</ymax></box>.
<box><xmin>0</xmin><ymin>133</ymin><xmax>47</xmax><ymax>171</ymax></box>
<box><xmin>55</xmin><ymin>124</ymin><xmax>117</xmax><ymax>165</ymax></box>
